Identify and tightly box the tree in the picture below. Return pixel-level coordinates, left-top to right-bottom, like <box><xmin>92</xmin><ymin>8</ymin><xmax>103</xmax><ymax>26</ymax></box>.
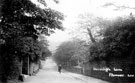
<box><xmin>53</xmin><ymin>39</ymin><xmax>89</xmax><ymax>67</ymax></box>
<box><xmin>88</xmin><ymin>16</ymin><xmax>135</xmax><ymax>70</ymax></box>
<box><xmin>102</xmin><ymin>17</ymin><xmax>135</xmax><ymax>61</ymax></box>
<box><xmin>0</xmin><ymin>0</ymin><xmax>64</xmax><ymax>82</ymax></box>
<box><xmin>69</xmin><ymin>14</ymin><xmax>109</xmax><ymax>63</ymax></box>
<box><xmin>38</xmin><ymin>35</ymin><xmax>52</xmax><ymax>60</ymax></box>
<box><xmin>74</xmin><ymin>14</ymin><xmax>109</xmax><ymax>42</ymax></box>
<box><xmin>0</xmin><ymin>0</ymin><xmax>64</xmax><ymax>39</ymax></box>
<box><xmin>72</xmin><ymin>14</ymin><xmax>109</xmax><ymax>66</ymax></box>
<box><xmin>53</xmin><ymin>41</ymin><xmax>75</xmax><ymax>66</ymax></box>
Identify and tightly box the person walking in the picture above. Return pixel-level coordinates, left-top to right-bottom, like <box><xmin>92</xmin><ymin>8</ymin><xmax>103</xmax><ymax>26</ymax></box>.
<box><xmin>58</xmin><ymin>64</ymin><xmax>62</xmax><ymax>74</ymax></box>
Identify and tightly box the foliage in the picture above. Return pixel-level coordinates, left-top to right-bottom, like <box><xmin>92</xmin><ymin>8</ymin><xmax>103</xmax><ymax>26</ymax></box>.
<box><xmin>13</xmin><ymin>37</ymin><xmax>41</xmax><ymax>61</ymax></box>
<box><xmin>74</xmin><ymin>14</ymin><xmax>109</xmax><ymax>42</ymax></box>
<box><xmin>0</xmin><ymin>0</ymin><xmax>63</xmax><ymax>81</ymax></box>
<box><xmin>53</xmin><ymin>41</ymin><xmax>75</xmax><ymax>66</ymax></box>
<box><xmin>53</xmin><ymin>39</ymin><xmax>89</xmax><ymax>67</ymax></box>
<box><xmin>88</xmin><ymin>16</ymin><xmax>135</xmax><ymax>67</ymax></box>
<box><xmin>38</xmin><ymin>35</ymin><xmax>52</xmax><ymax>60</ymax></box>
<box><xmin>86</xmin><ymin>16</ymin><xmax>135</xmax><ymax>83</ymax></box>
<box><xmin>0</xmin><ymin>0</ymin><xmax>64</xmax><ymax>39</ymax></box>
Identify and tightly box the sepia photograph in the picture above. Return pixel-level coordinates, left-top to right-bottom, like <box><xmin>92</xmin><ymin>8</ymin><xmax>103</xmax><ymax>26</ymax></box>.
<box><xmin>0</xmin><ymin>0</ymin><xmax>135</xmax><ymax>83</ymax></box>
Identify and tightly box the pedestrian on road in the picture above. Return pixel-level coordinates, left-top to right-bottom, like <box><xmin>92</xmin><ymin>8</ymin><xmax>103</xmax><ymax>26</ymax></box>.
<box><xmin>18</xmin><ymin>74</ymin><xmax>24</xmax><ymax>82</ymax></box>
<box><xmin>58</xmin><ymin>64</ymin><xmax>62</xmax><ymax>74</ymax></box>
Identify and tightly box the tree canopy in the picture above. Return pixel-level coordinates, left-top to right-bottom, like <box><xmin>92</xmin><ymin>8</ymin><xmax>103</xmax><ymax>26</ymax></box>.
<box><xmin>0</xmin><ymin>0</ymin><xmax>64</xmax><ymax>81</ymax></box>
<box><xmin>0</xmin><ymin>0</ymin><xmax>64</xmax><ymax>39</ymax></box>
<box><xmin>53</xmin><ymin>39</ymin><xmax>89</xmax><ymax>67</ymax></box>
<box><xmin>0</xmin><ymin>0</ymin><xmax>64</xmax><ymax>59</ymax></box>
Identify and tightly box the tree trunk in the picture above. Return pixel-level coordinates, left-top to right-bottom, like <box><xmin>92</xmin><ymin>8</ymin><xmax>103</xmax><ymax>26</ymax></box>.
<box><xmin>20</xmin><ymin>60</ymin><xmax>23</xmax><ymax>75</ymax></box>
<box><xmin>28</xmin><ymin>55</ymin><xmax>30</xmax><ymax>75</ymax></box>
<box><xmin>87</xmin><ymin>28</ymin><xmax>96</xmax><ymax>43</ymax></box>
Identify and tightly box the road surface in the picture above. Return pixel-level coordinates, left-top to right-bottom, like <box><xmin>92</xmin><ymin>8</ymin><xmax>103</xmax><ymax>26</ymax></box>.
<box><xmin>23</xmin><ymin>58</ymin><xmax>109</xmax><ymax>83</ymax></box>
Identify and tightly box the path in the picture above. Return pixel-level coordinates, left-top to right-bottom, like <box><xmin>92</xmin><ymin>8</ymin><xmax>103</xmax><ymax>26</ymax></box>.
<box><xmin>23</xmin><ymin>58</ymin><xmax>109</xmax><ymax>83</ymax></box>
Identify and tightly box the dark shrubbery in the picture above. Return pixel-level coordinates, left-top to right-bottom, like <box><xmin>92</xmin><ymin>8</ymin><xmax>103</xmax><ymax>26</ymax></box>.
<box><xmin>0</xmin><ymin>0</ymin><xmax>63</xmax><ymax>82</ymax></box>
<box><xmin>88</xmin><ymin>16</ymin><xmax>135</xmax><ymax>82</ymax></box>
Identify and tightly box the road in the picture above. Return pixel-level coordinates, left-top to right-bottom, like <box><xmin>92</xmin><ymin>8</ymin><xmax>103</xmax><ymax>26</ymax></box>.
<box><xmin>23</xmin><ymin>58</ymin><xmax>109</xmax><ymax>83</ymax></box>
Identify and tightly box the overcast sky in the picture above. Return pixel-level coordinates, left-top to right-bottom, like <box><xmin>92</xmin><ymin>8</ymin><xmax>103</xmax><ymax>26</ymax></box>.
<box><xmin>42</xmin><ymin>0</ymin><xmax>135</xmax><ymax>52</ymax></box>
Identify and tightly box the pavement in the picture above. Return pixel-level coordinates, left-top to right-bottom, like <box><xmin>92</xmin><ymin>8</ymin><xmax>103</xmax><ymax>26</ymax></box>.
<box><xmin>23</xmin><ymin>58</ymin><xmax>109</xmax><ymax>83</ymax></box>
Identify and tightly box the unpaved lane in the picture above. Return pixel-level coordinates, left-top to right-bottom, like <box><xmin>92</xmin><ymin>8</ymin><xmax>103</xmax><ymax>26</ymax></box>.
<box><xmin>23</xmin><ymin>58</ymin><xmax>109</xmax><ymax>83</ymax></box>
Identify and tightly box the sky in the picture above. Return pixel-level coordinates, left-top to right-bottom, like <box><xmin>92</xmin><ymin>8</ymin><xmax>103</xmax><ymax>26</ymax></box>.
<box><xmin>35</xmin><ymin>0</ymin><xmax>135</xmax><ymax>52</ymax></box>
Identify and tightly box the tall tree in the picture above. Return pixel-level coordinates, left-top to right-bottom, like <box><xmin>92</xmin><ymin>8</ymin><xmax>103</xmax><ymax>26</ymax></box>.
<box><xmin>0</xmin><ymin>0</ymin><xmax>64</xmax><ymax>82</ymax></box>
<box><xmin>53</xmin><ymin>39</ymin><xmax>89</xmax><ymax>67</ymax></box>
<box><xmin>0</xmin><ymin>0</ymin><xmax>64</xmax><ymax>39</ymax></box>
<box><xmin>76</xmin><ymin>14</ymin><xmax>108</xmax><ymax>42</ymax></box>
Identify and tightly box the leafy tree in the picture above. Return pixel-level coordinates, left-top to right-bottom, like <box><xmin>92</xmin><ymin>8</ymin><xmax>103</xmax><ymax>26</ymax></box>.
<box><xmin>0</xmin><ymin>0</ymin><xmax>64</xmax><ymax>82</ymax></box>
<box><xmin>0</xmin><ymin>0</ymin><xmax>63</xmax><ymax>39</ymax></box>
<box><xmin>53</xmin><ymin>41</ymin><xmax>75</xmax><ymax>66</ymax></box>
<box><xmin>53</xmin><ymin>39</ymin><xmax>89</xmax><ymax>67</ymax></box>
<box><xmin>75</xmin><ymin>14</ymin><xmax>109</xmax><ymax>42</ymax></box>
<box><xmin>13</xmin><ymin>37</ymin><xmax>41</xmax><ymax>61</ymax></box>
<box><xmin>89</xmin><ymin>16</ymin><xmax>135</xmax><ymax>70</ymax></box>
<box><xmin>38</xmin><ymin>35</ymin><xmax>52</xmax><ymax>60</ymax></box>
<box><xmin>102</xmin><ymin>17</ymin><xmax>135</xmax><ymax>62</ymax></box>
